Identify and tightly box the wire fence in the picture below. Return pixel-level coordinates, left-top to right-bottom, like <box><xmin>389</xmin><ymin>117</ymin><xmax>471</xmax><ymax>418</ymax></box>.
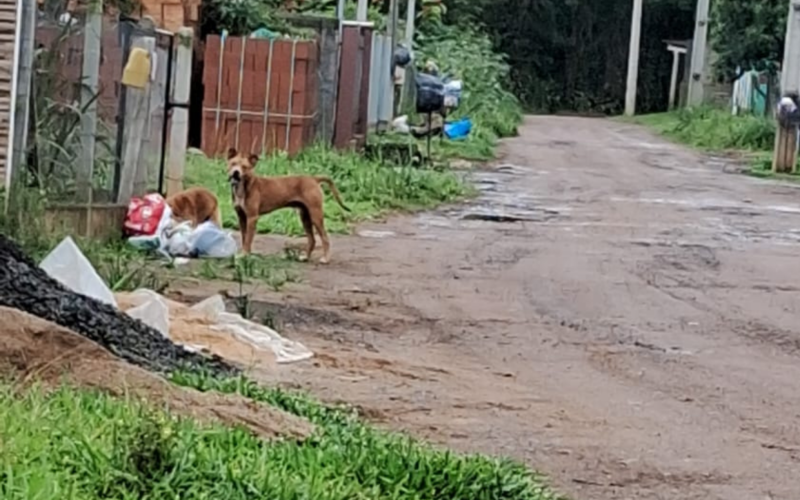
<box><xmin>26</xmin><ymin>5</ymin><xmax>174</xmax><ymax>203</ymax></box>
<box><xmin>17</xmin><ymin>5</ymin><xmax>176</xmax><ymax>237</ymax></box>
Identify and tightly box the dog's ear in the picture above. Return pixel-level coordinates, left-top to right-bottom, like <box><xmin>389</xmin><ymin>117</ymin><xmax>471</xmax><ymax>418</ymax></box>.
<box><xmin>248</xmin><ymin>153</ymin><xmax>259</xmax><ymax>167</ymax></box>
<box><xmin>227</xmin><ymin>147</ymin><xmax>238</xmax><ymax>160</ymax></box>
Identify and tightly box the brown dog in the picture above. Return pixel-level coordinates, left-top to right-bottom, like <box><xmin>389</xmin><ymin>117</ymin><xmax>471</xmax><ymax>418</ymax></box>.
<box><xmin>226</xmin><ymin>148</ymin><xmax>350</xmax><ymax>263</ymax></box>
<box><xmin>166</xmin><ymin>186</ymin><xmax>222</xmax><ymax>227</ymax></box>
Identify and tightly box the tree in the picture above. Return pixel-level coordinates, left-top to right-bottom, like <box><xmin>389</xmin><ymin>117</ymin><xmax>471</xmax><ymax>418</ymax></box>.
<box><xmin>711</xmin><ymin>0</ymin><xmax>786</xmax><ymax>80</ymax></box>
<box><xmin>437</xmin><ymin>0</ymin><xmax>695</xmax><ymax>113</ymax></box>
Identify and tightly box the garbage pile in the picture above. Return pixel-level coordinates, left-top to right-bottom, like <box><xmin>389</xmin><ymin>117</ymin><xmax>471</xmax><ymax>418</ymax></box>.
<box><xmin>124</xmin><ymin>193</ymin><xmax>238</xmax><ymax>260</ymax></box>
<box><xmin>0</xmin><ymin>234</ymin><xmax>238</xmax><ymax>376</ymax></box>
<box><xmin>392</xmin><ymin>60</ymin><xmax>472</xmax><ymax>144</ymax></box>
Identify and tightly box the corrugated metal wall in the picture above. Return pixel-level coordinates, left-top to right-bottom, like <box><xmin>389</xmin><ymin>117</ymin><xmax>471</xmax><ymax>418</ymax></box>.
<box><xmin>0</xmin><ymin>0</ymin><xmax>17</xmax><ymax>182</ymax></box>
<box><xmin>367</xmin><ymin>33</ymin><xmax>394</xmax><ymax>130</ymax></box>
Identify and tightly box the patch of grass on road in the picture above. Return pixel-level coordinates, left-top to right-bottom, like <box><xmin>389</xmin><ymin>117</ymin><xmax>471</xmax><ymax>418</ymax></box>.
<box><xmin>0</xmin><ymin>378</ymin><xmax>560</xmax><ymax>500</ymax></box>
<box><xmin>185</xmin><ymin>146</ymin><xmax>468</xmax><ymax>236</ymax></box>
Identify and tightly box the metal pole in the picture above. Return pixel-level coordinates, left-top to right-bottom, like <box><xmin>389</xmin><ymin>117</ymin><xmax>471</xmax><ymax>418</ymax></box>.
<box><xmin>337</xmin><ymin>0</ymin><xmax>346</xmax><ymax>20</ymax></box>
<box><xmin>113</xmin><ymin>20</ymin><xmax>134</xmax><ymax>200</ymax></box>
<box><xmin>686</xmin><ymin>0</ymin><xmax>710</xmax><ymax>107</ymax></box>
<box><xmin>624</xmin><ymin>0</ymin><xmax>643</xmax><ymax>116</ymax></box>
<box><xmin>165</xmin><ymin>28</ymin><xmax>194</xmax><ymax>197</ymax></box>
<box><xmin>357</xmin><ymin>0</ymin><xmax>368</xmax><ymax>21</ymax></box>
<box><xmin>8</xmin><ymin>0</ymin><xmax>36</xmax><ymax>196</ymax></box>
<box><xmin>405</xmin><ymin>0</ymin><xmax>416</xmax><ymax>43</ymax></box>
<box><xmin>157</xmin><ymin>34</ymin><xmax>175</xmax><ymax>196</ymax></box>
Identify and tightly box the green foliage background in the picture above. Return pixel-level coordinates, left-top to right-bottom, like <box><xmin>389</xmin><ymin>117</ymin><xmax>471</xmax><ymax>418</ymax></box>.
<box><xmin>711</xmin><ymin>0</ymin><xmax>785</xmax><ymax>80</ymax></box>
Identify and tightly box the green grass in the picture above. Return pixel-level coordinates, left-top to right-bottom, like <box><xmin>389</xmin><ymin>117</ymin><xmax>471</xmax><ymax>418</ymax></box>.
<box><xmin>623</xmin><ymin>107</ymin><xmax>800</xmax><ymax>180</ymax></box>
<box><xmin>185</xmin><ymin>145</ymin><xmax>469</xmax><ymax>236</ymax></box>
<box><xmin>625</xmin><ymin>107</ymin><xmax>775</xmax><ymax>152</ymax></box>
<box><xmin>0</xmin><ymin>377</ymin><xmax>560</xmax><ymax>500</ymax></box>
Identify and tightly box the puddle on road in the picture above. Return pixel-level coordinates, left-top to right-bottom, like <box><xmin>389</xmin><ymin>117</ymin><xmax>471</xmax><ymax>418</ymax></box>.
<box><xmin>420</xmin><ymin>167</ymin><xmax>568</xmax><ymax>228</ymax></box>
<box><xmin>358</xmin><ymin>230</ymin><xmax>396</xmax><ymax>239</ymax></box>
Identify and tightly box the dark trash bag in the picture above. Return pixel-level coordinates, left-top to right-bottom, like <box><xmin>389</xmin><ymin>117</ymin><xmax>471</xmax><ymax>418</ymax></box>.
<box><xmin>394</xmin><ymin>45</ymin><xmax>412</xmax><ymax>68</ymax></box>
<box><xmin>415</xmin><ymin>73</ymin><xmax>444</xmax><ymax>114</ymax></box>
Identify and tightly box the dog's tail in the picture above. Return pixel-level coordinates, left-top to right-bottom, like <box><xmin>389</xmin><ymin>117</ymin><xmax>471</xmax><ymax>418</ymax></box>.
<box><xmin>315</xmin><ymin>176</ymin><xmax>351</xmax><ymax>212</ymax></box>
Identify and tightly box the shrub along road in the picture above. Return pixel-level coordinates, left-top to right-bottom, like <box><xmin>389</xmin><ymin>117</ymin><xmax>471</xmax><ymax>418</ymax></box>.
<box><xmin>226</xmin><ymin>116</ymin><xmax>800</xmax><ymax>500</ymax></box>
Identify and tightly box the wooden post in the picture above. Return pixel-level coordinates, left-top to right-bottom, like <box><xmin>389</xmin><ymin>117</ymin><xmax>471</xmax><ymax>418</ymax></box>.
<box><xmin>668</xmin><ymin>48</ymin><xmax>680</xmax><ymax>109</ymax></box>
<box><xmin>166</xmin><ymin>28</ymin><xmax>194</xmax><ymax>197</ymax></box>
<box><xmin>773</xmin><ymin>1</ymin><xmax>800</xmax><ymax>174</ymax></box>
<box><xmin>77</xmin><ymin>0</ymin><xmax>102</xmax><ymax>203</ymax></box>
<box><xmin>117</xmin><ymin>35</ymin><xmax>155</xmax><ymax>204</ymax></box>
<box><xmin>687</xmin><ymin>0</ymin><xmax>710</xmax><ymax>107</ymax></box>
<box><xmin>667</xmin><ymin>45</ymin><xmax>687</xmax><ymax>110</ymax></box>
<box><xmin>624</xmin><ymin>0</ymin><xmax>643</xmax><ymax>116</ymax></box>
<box><xmin>337</xmin><ymin>0</ymin><xmax>346</xmax><ymax>20</ymax></box>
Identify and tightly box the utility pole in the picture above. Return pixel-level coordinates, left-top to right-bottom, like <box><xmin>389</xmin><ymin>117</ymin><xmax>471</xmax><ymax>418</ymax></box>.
<box><xmin>624</xmin><ymin>0</ymin><xmax>643</xmax><ymax>116</ymax></box>
<box><xmin>405</xmin><ymin>0</ymin><xmax>416</xmax><ymax>42</ymax></box>
<box><xmin>686</xmin><ymin>0</ymin><xmax>710</xmax><ymax>107</ymax></box>
<box><xmin>772</xmin><ymin>0</ymin><xmax>800</xmax><ymax>173</ymax></box>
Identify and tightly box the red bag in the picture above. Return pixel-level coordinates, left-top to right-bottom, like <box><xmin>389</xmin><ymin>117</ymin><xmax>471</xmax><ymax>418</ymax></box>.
<box><xmin>123</xmin><ymin>193</ymin><xmax>166</xmax><ymax>237</ymax></box>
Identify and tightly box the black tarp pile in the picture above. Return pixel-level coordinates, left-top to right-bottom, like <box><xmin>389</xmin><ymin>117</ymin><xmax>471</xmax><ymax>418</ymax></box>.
<box><xmin>0</xmin><ymin>234</ymin><xmax>238</xmax><ymax>377</ymax></box>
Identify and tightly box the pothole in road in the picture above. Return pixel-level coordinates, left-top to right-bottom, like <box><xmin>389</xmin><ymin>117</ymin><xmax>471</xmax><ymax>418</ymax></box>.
<box><xmin>447</xmin><ymin>168</ymin><xmax>568</xmax><ymax>224</ymax></box>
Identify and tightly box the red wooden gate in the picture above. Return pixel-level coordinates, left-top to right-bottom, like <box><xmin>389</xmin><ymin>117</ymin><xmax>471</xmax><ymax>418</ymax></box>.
<box><xmin>202</xmin><ymin>35</ymin><xmax>319</xmax><ymax>156</ymax></box>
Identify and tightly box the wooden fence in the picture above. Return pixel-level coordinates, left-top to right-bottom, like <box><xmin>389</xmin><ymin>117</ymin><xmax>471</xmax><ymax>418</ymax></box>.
<box><xmin>201</xmin><ymin>35</ymin><xmax>318</xmax><ymax>157</ymax></box>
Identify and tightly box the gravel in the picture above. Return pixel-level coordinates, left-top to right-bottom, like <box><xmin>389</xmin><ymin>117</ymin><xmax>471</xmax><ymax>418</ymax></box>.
<box><xmin>0</xmin><ymin>234</ymin><xmax>239</xmax><ymax>377</ymax></box>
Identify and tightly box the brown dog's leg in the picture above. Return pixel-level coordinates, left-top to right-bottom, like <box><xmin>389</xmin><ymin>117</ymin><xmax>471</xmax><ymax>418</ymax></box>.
<box><xmin>298</xmin><ymin>205</ymin><xmax>315</xmax><ymax>262</ymax></box>
<box><xmin>309</xmin><ymin>205</ymin><xmax>330</xmax><ymax>264</ymax></box>
<box><xmin>235</xmin><ymin>207</ymin><xmax>248</xmax><ymax>254</ymax></box>
<box><xmin>244</xmin><ymin>217</ymin><xmax>258</xmax><ymax>254</ymax></box>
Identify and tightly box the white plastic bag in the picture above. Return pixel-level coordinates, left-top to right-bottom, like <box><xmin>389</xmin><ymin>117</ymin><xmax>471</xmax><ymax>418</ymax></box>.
<box><xmin>163</xmin><ymin>220</ymin><xmax>194</xmax><ymax>257</ymax></box>
<box><xmin>392</xmin><ymin>115</ymin><xmax>410</xmax><ymax>134</ymax></box>
<box><xmin>40</xmin><ymin>236</ymin><xmax>117</xmax><ymax>307</ymax></box>
<box><xmin>190</xmin><ymin>295</ymin><xmax>314</xmax><ymax>363</ymax></box>
<box><xmin>124</xmin><ymin>289</ymin><xmax>170</xmax><ymax>338</ymax></box>
<box><xmin>189</xmin><ymin>221</ymin><xmax>238</xmax><ymax>258</ymax></box>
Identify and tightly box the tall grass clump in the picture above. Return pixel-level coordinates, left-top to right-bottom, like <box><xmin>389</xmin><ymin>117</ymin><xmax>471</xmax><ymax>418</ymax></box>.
<box><xmin>633</xmin><ymin>107</ymin><xmax>775</xmax><ymax>152</ymax></box>
<box><xmin>185</xmin><ymin>145</ymin><xmax>469</xmax><ymax>235</ymax></box>
<box><xmin>0</xmin><ymin>380</ymin><xmax>560</xmax><ymax>500</ymax></box>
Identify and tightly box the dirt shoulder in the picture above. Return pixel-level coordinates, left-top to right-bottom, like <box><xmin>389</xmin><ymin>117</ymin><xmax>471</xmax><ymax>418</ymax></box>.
<box><xmin>188</xmin><ymin>116</ymin><xmax>800</xmax><ymax>500</ymax></box>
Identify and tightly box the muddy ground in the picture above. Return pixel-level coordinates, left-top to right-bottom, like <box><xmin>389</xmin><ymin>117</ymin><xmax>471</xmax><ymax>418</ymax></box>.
<box><xmin>180</xmin><ymin>116</ymin><xmax>800</xmax><ymax>500</ymax></box>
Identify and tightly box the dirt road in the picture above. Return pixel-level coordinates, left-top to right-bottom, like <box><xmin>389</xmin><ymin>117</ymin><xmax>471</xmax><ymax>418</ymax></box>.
<box><xmin>245</xmin><ymin>116</ymin><xmax>800</xmax><ymax>499</ymax></box>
